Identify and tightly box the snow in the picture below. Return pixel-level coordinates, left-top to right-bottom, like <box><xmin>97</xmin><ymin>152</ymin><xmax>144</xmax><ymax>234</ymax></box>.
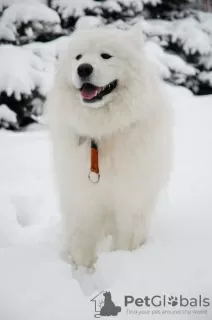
<box><xmin>199</xmin><ymin>71</ymin><xmax>212</xmax><ymax>86</ymax></box>
<box><xmin>104</xmin><ymin>0</ymin><xmax>143</xmax><ymax>12</ymax></box>
<box><xmin>24</xmin><ymin>36</ymin><xmax>70</xmax><ymax>93</ymax></box>
<box><xmin>75</xmin><ymin>16</ymin><xmax>103</xmax><ymax>30</ymax></box>
<box><xmin>145</xmin><ymin>41</ymin><xmax>196</xmax><ymax>80</ymax></box>
<box><xmin>172</xmin><ymin>17</ymin><xmax>211</xmax><ymax>55</ymax></box>
<box><xmin>2</xmin><ymin>3</ymin><xmax>60</xmax><ymax>25</ymax></box>
<box><xmin>141</xmin><ymin>19</ymin><xmax>172</xmax><ymax>37</ymax></box>
<box><xmin>0</xmin><ymin>85</ymin><xmax>212</xmax><ymax>319</ymax></box>
<box><xmin>52</xmin><ymin>0</ymin><xmax>144</xmax><ymax>17</ymax></box>
<box><xmin>0</xmin><ymin>20</ymin><xmax>16</xmax><ymax>42</ymax></box>
<box><xmin>140</xmin><ymin>15</ymin><xmax>212</xmax><ymax>91</ymax></box>
<box><xmin>0</xmin><ymin>0</ymin><xmax>45</xmax><ymax>11</ymax></box>
<box><xmin>0</xmin><ymin>3</ymin><xmax>60</xmax><ymax>43</ymax></box>
<box><xmin>164</xmin><ymin>52</ymin><xmax>196</xmax><ymax>77</ymax></box>
<box><xmin>0</xmin><ymin>45</ymin><xmax>52</xmax><ymax>99</ymax></box>
<box><xmin>102</xmin><ymin>0</ymin><xmax>123</xmax><ymax>12</ymax></box>
<box><xmin>52</xmin><ymin>0</ymin><xmax>96</xmax><ymax>18</ymax></box>
<box><xmin>141</xmin><ymin>16</ymin><xmax>212</xmax><ymax>56</ymax></box>
<box><xmin>0</xmin><ymin>104</ymin><xmax>16</xmax><ymax>123</ymax></box>
<box><xmin>141</xmin><ymin>0</ymin><xmax>161</xmax><ymax>5</ymax></box>
<box><xmin>25</xmin><ymin>35</ymin><xmax>69</xmax><ymax>59</ymax></box>
<box><xmin>199</xmin><ymin>54</ymin><xmax>212</xmax><ymax>70</ymax></box>
<box><xmin>197</xmin><ymin>11</ymin><xmax>212</xmax><ymax>35</ymax></box>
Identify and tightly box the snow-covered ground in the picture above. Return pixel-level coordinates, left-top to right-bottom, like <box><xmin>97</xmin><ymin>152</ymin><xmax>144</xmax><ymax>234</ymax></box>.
<box><xmin>0</xmin><ymin>85</ymin><xmax>212</xmax><ymax>319</ymax></box>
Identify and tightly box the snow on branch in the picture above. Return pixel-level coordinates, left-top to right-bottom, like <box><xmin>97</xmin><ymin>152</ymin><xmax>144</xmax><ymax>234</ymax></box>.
<box><xmin>0</xmin><ymin>45</ymin><xmax>46</xmax><ymax>99</ymax></box>
<box><xmin>0</xmin><ymin>3</ymin><xmax>61</xmax><ymax>44</ymax></box>
<box><xmin>172</xmin><ymin>17</ymin><xmax>211</xmax><ymax>55</ymax></box>
<box><xmin>52</xmin><ymin>0</ymin><xmax>96</xmax><ymax>19</ymax></box>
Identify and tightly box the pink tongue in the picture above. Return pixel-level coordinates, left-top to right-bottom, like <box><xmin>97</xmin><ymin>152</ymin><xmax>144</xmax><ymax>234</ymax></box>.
<box><xmin>81</xmin><ymin>87</ymin><xmax>101</xmax><ymax>100</ymax></box>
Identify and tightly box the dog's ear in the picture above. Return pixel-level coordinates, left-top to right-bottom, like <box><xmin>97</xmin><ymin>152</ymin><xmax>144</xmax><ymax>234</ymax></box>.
<box><xmin>75</xmin><ymin>16</ymin><xmax>102</xmax><ymax>30</ymax></box>
<box><xmin>127</xmin><ymin>23</ymin><xmax>145</xmax><ymax>49</ymax></box>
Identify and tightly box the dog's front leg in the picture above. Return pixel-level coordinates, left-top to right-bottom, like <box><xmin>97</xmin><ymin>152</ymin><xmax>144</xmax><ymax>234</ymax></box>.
<box><xmin>61</xmin><ymin>199</ymin><xmax>103</xmax><ymax>268</ymax></box>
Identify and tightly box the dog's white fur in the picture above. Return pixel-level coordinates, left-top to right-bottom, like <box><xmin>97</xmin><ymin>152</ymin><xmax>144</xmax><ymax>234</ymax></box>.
<box><xmin>47</xmin><ymin>25</ymin><xmax>172</xmax><ymax>268</ymax></box>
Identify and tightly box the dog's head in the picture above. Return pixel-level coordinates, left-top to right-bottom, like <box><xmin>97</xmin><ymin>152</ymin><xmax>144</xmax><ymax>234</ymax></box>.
<box><xmin>103</xmin><ymin>292</ymin><xmax>112</xmax><ymax>300</ymax></box>
<box><xmin>51</xmin><ymin>25</ymin><xmax>159</xmax><ymax>137</ymax></box>
<box><xmin>61</xmin><ymin>26</ymin><xmax>144</xmax><ymax>108</ymax></box>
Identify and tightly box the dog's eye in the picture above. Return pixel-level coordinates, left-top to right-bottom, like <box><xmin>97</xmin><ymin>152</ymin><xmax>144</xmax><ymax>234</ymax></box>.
<box><xmin>101</xmin><ymin>53</ymin><xmax>112</xmax><ymax>59</ymax></box>
<box><xmin>76</xmin><ymin>54</ymin><xmax>82</xmax><ymax>60</ymax></box>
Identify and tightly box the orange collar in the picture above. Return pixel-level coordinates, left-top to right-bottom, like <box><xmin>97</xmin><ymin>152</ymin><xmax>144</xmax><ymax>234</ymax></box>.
<box><xmin>88</xmin><ymin>139</ymin><xmax>100</xmax><ymax>183</ymax></box>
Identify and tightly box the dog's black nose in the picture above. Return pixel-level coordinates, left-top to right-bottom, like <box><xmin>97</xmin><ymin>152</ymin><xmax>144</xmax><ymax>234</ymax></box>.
<box><xmin>77</xmin><ymin>63</ymin><xmax>93</xmax><ymax>78</ymax></box>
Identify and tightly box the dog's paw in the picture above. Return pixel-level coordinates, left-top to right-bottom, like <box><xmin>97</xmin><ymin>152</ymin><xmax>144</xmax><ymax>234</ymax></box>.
<box><xmin>67</xmin><ymin>245</ymin><xmax>97</xmax><ymax>269</ymax></box>
<box><xmin>60</xmin><ymin>249</ymin><xmax>75</xmax><ymax>266</ymax></box>
<box><xmin>113</xmin><ymin>231</ymin><xmax>147</xmax><ymax>251</ymax></box>
<box><xmin>130</xmin><ymin>231</ymin><xmax>147</xmax><ymax>251</ymax></box>
<box><xmin>60</xmin><ymin>248</ymin><xmax>96</xmax><ymax>269</ymax></box>
<box><xmin>73</xmin><ymin>252</ymin><xmax>97</xmax><ymax>269</ymax></box>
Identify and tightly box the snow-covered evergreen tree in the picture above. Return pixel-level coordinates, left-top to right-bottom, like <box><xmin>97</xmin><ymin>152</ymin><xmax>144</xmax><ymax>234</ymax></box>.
<box><xmin>141</xmin><ymin>2</ymin><xmax>212</xmax><ymax>94</ymax></box>
<box><xmin>0</xmin><ymin>2</ymin><xmax>63</xmax><ymax>129</ymax></box>
<box><xmin>0</xmin><ymin>3</ymin><xmax>62</xmax><ymax>44</ymax></box>
<box><xmin>143</xmin><ymin>0</ymin><xmax>191</xmax><ymax>19</ymax></box>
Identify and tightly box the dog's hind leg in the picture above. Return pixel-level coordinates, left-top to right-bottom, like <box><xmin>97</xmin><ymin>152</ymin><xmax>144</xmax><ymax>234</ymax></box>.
<box><xmin>113</xmin><ymin>211</ymin><xmax>148</xmax><ymax>251</ymax></box>
<box><xmin>112</xmin><ymin>197</ymin><xmax>152</xmax><ymax>251</ymax></box>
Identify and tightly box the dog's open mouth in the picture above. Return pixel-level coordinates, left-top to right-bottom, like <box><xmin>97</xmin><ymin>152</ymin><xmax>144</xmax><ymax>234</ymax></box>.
<box><xmin>80</xmin><ymin>80</ymin><xmax>117</xmax><ymax>103</ymax></box>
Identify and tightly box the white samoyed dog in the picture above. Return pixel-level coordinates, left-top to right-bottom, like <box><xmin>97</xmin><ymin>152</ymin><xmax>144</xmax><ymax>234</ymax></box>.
<box><xmin>47</xmin><ymin>24</ymin><xmax>172</xmax><ymax>268</ymax></box>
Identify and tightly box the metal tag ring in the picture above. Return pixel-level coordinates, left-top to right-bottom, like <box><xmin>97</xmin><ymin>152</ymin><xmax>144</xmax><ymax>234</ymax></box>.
<box><xmin>88</xmin><ymin>171</ymin><xmax>100</xmax><ymax>184</ymax></box>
